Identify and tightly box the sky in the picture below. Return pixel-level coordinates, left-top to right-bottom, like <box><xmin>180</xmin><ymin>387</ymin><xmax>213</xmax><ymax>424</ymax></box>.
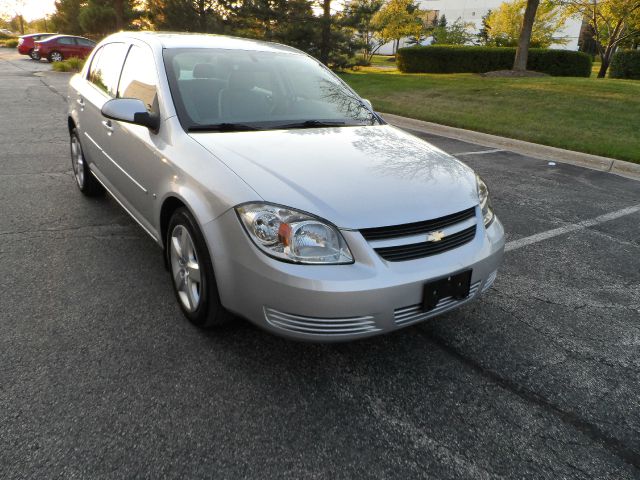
<box><xmin>0</xmin><ymin>0</ymin><xmax>56</xmax><ymax>21</ymax></box>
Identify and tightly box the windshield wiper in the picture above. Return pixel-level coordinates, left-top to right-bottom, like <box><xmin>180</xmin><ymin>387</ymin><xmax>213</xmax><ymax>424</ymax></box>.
<box><xmin>276</xmin><ymin>120</ymin><xmax>347</xmax><ymax>130</ymax></box>
<box><xmin>188</xmin><ymin>123</ymin><xmax>260</xmax><ymax>132</ymax></box>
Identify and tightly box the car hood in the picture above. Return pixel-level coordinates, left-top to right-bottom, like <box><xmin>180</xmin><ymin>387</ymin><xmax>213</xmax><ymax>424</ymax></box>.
<box><xmin>190</xmin><ymin>125</ymin><xmax>479</xmax><ymax>229</ymax></box>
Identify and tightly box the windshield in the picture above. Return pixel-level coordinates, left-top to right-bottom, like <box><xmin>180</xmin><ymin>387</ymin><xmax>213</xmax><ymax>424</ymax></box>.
<box><xmin>163</xmin><ymin>48</ymin><xmax>379</xmax><ymax>132</ymax></box>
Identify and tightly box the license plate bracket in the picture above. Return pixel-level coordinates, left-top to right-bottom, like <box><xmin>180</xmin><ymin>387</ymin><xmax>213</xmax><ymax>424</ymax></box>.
<box><xmin>422</xmin><ymin>270</ymin><xmax>472</xmax><ymax>312</ymax></box>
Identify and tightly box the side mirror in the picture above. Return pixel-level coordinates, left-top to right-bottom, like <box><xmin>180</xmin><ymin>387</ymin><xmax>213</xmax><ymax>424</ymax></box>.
<box><xmin>101</xmin><ymin>98</ymin><xmax>160</xmax><ymax>131</ymax></box>
<box><xmin>362</xmin><ymin>98</ymin><xmax>373</xmax><ymax>110</ymax></box>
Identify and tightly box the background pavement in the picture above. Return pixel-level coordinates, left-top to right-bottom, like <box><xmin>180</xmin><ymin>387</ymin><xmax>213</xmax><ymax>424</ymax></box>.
<box><xmin>1</xmin><ymin>50</ymin><xmax>639</xmax><ymax>479</ymax></box>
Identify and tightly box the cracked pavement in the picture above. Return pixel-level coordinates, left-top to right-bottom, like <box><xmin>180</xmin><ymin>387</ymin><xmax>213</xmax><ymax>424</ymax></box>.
<box><xmin>1</xmin><ymin>50</ymin><xmax>639</xmax><ymax>479</ymax></box>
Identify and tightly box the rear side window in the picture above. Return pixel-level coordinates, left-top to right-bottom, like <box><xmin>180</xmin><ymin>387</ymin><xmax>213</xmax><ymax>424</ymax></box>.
<box><xmin>88</xmin><ymin>42</ymin><xmax>128</xmax><ymax>97</ymax></box>
<box><xmin>58</xmin><ymin>37</ymin><xmax>75</xmax><ymax>45</ymax></box>
<box><xmin>77</xmin><ymin>38</ymin><xmax>94</xmax><ymax>47</ymax></box>
<box><xmin>117</xmin><ymin>45</ymin><xmax>158</xmax><ymax>114</ymax></box>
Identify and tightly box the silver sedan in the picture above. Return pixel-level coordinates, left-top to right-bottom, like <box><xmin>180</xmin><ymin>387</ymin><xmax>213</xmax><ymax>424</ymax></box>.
<box><xmin>67</xmin><ymin>32</ymin><xmax>505</xmax><ymax>341</ymax></box>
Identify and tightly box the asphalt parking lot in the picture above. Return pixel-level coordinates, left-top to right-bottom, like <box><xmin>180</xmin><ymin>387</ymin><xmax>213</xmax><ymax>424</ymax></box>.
<box><xmin>1</xmin><ymin>50</ymin><xmax>639</xmax><ymax>479</ymax></box>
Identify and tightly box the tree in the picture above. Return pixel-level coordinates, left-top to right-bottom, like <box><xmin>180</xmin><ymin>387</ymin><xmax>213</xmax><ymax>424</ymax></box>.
<box><xmin>345</xmin><ymin>0</ymin><xmax>384</xmax><ymax>62</ymax></box>
<box><xmin>430</xmin><ymin>16</ymin><xmax>475</xmax><ymax>45</ymax></box>
<box><xmin>373</xmin><ymin>0</ymin><xmax>423</xmax><ymax>54</ymax></box>
<box><xmin>514</xmin><ymin>0</ymin><xmax>540</xmax><ymax>70</ymax></box>
<box><xmin>145</xmin><ymin>0</ymin><xmax>227</xmax><ymax>33</ymax></box>
<box><xmin>50</xmin><ymin>0</ymin><xmax>85</xmax><ymax>35</ymax></box>
<box><xmin>485</xmin><ymin>0</ymin><xmax>568</xmax><ymax>48</ymax></box>
<box><xmin>558</xmin><ymin>0</ymin><xmax>640</xmax><ymax>77</ymax></box>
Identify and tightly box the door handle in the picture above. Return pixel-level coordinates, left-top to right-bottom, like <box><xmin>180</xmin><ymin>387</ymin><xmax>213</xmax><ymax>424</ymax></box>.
<box><xmin>101</xmin><ymin>119</ymin><xmax>114</xmax><ymax>134</ymax></box>
<box><xmin>76</xmin><ymin>97</ymin><xmax>84</xmax><ymax>106</ymax></box>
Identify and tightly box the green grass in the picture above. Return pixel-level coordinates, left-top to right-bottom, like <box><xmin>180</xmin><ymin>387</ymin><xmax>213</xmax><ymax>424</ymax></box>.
<box><xmin>340</xmin><ymin>69</ymin><xmax>640</xmax><ymax>163</ymax></box>
<box><xmin>52</xmin><ymin>57</ymin><xmax>85</xmax><ymax>73</ymax></box>
<box><xmin>370</xmin><ymin>54</ymin><xmax>396</xmax><ymax>67</ymax></box>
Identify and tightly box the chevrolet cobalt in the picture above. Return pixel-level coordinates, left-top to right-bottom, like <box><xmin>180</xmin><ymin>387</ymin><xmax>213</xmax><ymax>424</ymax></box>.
<box><xmin>67</xmin><ymin>32</ymin><xmax>505</xmax><ymax>341</ymax></box>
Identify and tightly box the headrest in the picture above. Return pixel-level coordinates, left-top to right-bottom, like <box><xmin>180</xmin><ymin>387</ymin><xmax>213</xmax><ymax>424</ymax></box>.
<box><xmin>227</xmin><ymin>68</ymin><xmax>254</xmax><ymax>90</ymax></box>
<box><xmin>193</xmin><ymin>63</ymin><xmax>217</xmax><ymax>79</ymax></box>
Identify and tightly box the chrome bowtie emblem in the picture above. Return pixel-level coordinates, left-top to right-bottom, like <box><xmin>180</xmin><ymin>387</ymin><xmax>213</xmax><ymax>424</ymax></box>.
<box><xmin>427</xmin><ymin>230</ymin><xmax>446</xmax><ymax>242</ymax></box>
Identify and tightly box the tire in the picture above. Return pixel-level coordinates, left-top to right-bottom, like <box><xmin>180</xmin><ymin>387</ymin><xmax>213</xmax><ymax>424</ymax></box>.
<box><xmin>70</xmin><ymin>128</ymin><xmax>103</xmax><ymax>196</ymax></box>
<box><xmin>48</xmin><ymin>50</ymin><xmax>63</xmax><ymax>63</ymax></box>
<box><xmin>166</xmin><ymin>208</ymin><xmax>233</xmax><ymax>328</ymax></box>
<box><xmin>29</xmin><ymin>49</ymin><xmax>40</xmax><ymax>61</ymax></box>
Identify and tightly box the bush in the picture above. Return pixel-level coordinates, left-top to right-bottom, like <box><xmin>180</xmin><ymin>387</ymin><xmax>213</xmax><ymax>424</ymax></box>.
<box><xmin>610</xmin><ymin>50</ymin><xmax>640</xmax><ymax>80</ymax></box>
<box><xmin>0</xmin><ymin>32</ymin><xmax>16</xmax><ymax>40</ymax></box>
<box><xmin>2</xmin><ymin>39</ymin><xmax>18</xmax><ymax>48</ymax></box>
<box><xmin>52</xmin><ymin>57</ymin><xmax>86</xmax><ymax>73</ymax></box>
<box><xmin>397</xmin><ymin>46</ymin><xmax>592</xmax><ymax>77</ymax></box>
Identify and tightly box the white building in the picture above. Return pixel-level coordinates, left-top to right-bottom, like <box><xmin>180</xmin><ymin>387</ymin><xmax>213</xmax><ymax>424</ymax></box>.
<box><xmin>377</xmin><ymin>0</ymin><xmax>583</xmax><ymax>54</ymax></box>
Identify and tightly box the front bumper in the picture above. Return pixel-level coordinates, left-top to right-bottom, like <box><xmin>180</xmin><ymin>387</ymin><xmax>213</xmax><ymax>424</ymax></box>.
<box><xmin>203</xmin><ymin>208</ymin><xmax>505</xmax><ymax>342</ymax></box>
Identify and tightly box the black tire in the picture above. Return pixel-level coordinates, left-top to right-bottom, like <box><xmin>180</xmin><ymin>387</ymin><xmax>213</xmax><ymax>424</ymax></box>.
<box><xmin>166</xmin><ymin>207</ymin><xmax>233</xmax><ymax>328</ymax></box>
<box><xmin>29</xmin><ymin>49</ymin><xmax>40</xmax><ymax>61</ymax></box>
<box><xmin>48</xmin><ymin>50</ymin><xmax>63</xmax><ymax>63</ymax></box>
<box><xmin>70</xmin><ymin>128</ymin><xmax>103</xmax><ymax>196</ymax></box>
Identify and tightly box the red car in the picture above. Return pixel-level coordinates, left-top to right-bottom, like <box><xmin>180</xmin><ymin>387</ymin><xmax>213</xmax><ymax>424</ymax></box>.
<box><xmin>34</xmin><ymin>35</ymin><xmax>96</xmax><ymax>63</ymax></box>
<box><xmin>17</xmin><ymin>33</ymin><xmax>57</xmax><ymax>60</ymax></box>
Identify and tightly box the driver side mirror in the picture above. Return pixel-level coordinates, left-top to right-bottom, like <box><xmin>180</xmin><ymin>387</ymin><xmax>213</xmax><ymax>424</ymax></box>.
<box><xmin>362</xmin><ymin>98</ymin><xmax>373</xmax><ymax>110</ymax></box>
<box><xmin>101</xmin><ymin>98</ymin><xmax>160</xmax><ymax>132</ymax></box>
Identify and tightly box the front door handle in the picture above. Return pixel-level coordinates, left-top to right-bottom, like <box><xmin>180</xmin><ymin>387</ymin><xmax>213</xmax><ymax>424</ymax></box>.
<box><xmin>101</xmin><ymin>119</ymin><xmax>114</xmax><ymax>135</ymax></box>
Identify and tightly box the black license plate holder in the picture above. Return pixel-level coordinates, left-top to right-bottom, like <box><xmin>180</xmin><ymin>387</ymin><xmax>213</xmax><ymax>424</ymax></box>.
<box><xmin>422</xmin><ymin>270</ymin><xmax>472</xmax><ymax>311</ymax></box>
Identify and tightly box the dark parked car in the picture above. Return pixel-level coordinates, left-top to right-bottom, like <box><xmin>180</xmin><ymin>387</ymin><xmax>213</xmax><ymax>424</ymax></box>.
<box><xmin>17</xmin><ymin>33</ymin><xmax>57</xmax><ymax>60</ymax></box>
<box><xmin>34</xmin><ymin>35</ymin><xmax>96</xmax><ymax>63</ymax></box>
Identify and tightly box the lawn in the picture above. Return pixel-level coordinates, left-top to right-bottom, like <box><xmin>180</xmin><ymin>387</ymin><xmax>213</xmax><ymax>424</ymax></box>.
<box><xmin>340</xmin><ymin>68</ymin><xmax>640</xmax><ymax>163</ymax></box>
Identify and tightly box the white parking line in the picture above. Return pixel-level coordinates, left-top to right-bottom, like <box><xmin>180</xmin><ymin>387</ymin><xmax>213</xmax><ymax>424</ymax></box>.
<box><xmin>505</xmin><ymin>204</ymin><xmax>640</xmax><ymax>252</ymax></box>
<box><xmin>455</xmin><ymin>149</ymin><xmax>505</xmax><ymax>157</ymax></box>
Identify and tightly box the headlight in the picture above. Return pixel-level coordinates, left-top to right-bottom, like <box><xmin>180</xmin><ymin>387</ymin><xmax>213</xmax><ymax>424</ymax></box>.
<box><xmin>236</xmin><ymin>203</ymin><xmax>353</xmax><ymax>264</ymax></box>
<box><xmin>476</xmin><ymin>175</ymin><xmax>494</xmax><ymax>227</ymax></box>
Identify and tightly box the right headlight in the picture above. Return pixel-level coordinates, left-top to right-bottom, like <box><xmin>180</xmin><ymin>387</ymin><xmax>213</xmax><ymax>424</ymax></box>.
<box><xmin>476</xmin><ymin>175</ymin><xmax>495</xmax><ymax>227</ymax></box>
<box><xmin>236</xmin><ymin>203</ymin><xmax>354</xmax><ymax>265</ymax></box>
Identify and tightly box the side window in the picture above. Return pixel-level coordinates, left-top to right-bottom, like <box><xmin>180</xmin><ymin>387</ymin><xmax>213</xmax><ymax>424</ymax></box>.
<box><xmin>58</xmin><ymin>37</ymin><xmax>75</xmax><ymax>45</ymax></box>
<box><xmin>78</xmin><ymin>38</ymin><xmax>94</xmax><ymax>47</ymax></box>
<box><xmin>117</xmin><ymin>45</ymin><xmax>159</xmax><ymax>114</ymax></box>
<box><xmin>88</xmin><ymin>42</ymin><xmax>128</xmax><ymax>97</ymax></box>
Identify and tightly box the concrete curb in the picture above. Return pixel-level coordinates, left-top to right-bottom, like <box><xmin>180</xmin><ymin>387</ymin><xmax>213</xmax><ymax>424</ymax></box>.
<box><xmin>382</xmin><ymin>113</ymin><xmax>640</xmax><ymax>181</ymax></box>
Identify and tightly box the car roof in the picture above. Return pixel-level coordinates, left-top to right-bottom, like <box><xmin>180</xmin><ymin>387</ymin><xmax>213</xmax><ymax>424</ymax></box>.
<box><xmin>20</xmin><ymin>32</ymin><xmax>57</xmax><ymax>38</ymax></box>
<box><xmin>104</xmin><ymin>31</ymin><xmax>301</xmax><ymax>55</ymax></box>
<box><xmin>39</xmin><ymin>34</ymin><xmax>94</xmax><ymax>42</ymax></box>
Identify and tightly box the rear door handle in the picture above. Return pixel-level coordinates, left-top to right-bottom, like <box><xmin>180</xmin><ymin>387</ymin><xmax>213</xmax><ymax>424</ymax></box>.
<box><xmin>76</xmin><ymin>97</ymin><xmax>84</xmax><ymax>111</ymax></box>
<box><xmin>101</xmin><ymin>119</ymin><xmax>114</xmax><ymax>134</ymax></box>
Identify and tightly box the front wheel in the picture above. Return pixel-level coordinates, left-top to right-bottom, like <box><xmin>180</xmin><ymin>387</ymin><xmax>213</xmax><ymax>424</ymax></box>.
<box><xmin>167</xmin><ymin>208</ymin><xmax>233</xmax><ymax>328</ymax></box>
<box><xmin>70</xmin><ymin>129</ymin><xmax>103</xmax><ymax>196</ymax></box>
<box><xmin>48</xmin><ymin>51</ymin><xmax>63</xmax><ymax>63</ymax></box>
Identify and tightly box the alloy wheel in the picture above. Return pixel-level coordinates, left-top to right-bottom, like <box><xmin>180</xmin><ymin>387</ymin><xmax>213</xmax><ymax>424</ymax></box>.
<box><xmin>169</xmin><ymin>225</ymin><xmax>202</xmax><ymax>312</ymax></box>
<box><xmin>70</xmin><ymin>135</ymin><xmax>85</xmax><ymax>188</ymax></box>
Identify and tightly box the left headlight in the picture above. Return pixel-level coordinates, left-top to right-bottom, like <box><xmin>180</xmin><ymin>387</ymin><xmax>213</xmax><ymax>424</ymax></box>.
<box><xmin>236</xmin><ymin>203</ymin><xmax>354</xmax><ymax>265</ymax></box>
<box><xmin>476</xmin><ymin>175</ymin><xmax>495</xmax><ymax>227</ymax></box>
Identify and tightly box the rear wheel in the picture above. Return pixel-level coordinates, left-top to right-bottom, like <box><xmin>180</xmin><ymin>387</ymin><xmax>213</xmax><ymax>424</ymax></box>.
<box><xmin>29</xmin><ymin>49</ymin><xmax>40</xmax><ymax>60</ymax></box>
<box><xmin>70</xmin><ymin>128</ymin><xmax>103</xmax><ymax>196</ymax></box>
<box><xmin>167</xmin><ymin>208</ymin><xmax>233</xmax><ymax>328</ymax></box>
<box><xmin>48</xmin><ymin>50</ymin><xmax>63</xmax><ymax>63</ymax></box>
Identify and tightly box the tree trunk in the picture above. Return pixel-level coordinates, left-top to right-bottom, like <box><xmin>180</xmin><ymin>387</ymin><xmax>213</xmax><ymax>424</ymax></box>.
<box><xmin>114</xmin><ymin>0</ymin><xmax>124</xmax><ymax>31</ymax></box>
<box><xmin>598</xmin><ymin>46</ymin><xmax>616</xmax><ymax>78</ymax></box>
<box><xmin>198</xmin><ymin>0</ymin><xmax>207</xmax><ymax>32</ymax></box>
<box><xmin>319</xmin><ymin>0</ymin><xmax>331</xmax><ymax>65</ymax></box>
<box><xmin>19</xmin><ymin>15</ymin><xmax>24</xmax><ymax>35</ymax></box>
<box><xmin>513</xmin><ymin>0</ymin><xmax>540</xmax><ymax>71</ymax></box>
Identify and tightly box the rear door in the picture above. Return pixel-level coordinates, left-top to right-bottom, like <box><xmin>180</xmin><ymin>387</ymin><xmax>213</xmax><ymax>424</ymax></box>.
<box><xmin>74</xmin><ymin>42</ymin><xmax>129</xmax><ymax>193</ymax></box>
<box><xmin>56</xmin><ymin>36</ymin><xmax>76</xmax><ymax>58</ymax></box>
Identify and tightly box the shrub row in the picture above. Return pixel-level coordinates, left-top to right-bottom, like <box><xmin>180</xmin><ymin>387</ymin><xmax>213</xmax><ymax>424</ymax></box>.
<box><xmin>397</xmin><ymin>46</ymin><xmax>592</xmax><ymax>77</ymax></box>
<box><xmin>52</xmin><ymin>57</ymin><xmax>86</xmax><ymax>73</ymax></box>
<box><xmin>610</xmin><ymin>50</ymin><xmax>640</xmax><ymax>80</ymax></box>
<box><xmin>0</xmin><ymin>39</ymin><xmax>18</xmax><ymax>48</ymax></box>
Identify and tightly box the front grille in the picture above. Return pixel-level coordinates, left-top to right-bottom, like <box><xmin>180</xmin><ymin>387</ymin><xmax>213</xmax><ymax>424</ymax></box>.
<box><xmin>373</xmin><ymin>225</ymin><xmax>477</xmax><ymax>262</ymax></box>
<box><xmin>264</xmin><ymin>308</ymin><xmax>380</xmax><ymax>336</ymax></box>
<box><xmin>394</xmin><ymin>281</ymin><xmax>481</xmax><ymax>326</ymax></box>
<box><xmin>360</xmin><ymin>207</ymin><xmax>476</xmax><ymax>241</ymax></box>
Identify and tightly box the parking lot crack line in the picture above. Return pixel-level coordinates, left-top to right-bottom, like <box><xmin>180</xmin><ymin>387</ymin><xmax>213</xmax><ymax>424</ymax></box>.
<box><xmin>417</xmin><ymin>327</ymin><xmax>640</xmax><ymax>472</ymax></box>
<box><xmin>505</xmin><ymin>204</ymin><xmax>640</xmax><ymax>252</ymax></box>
